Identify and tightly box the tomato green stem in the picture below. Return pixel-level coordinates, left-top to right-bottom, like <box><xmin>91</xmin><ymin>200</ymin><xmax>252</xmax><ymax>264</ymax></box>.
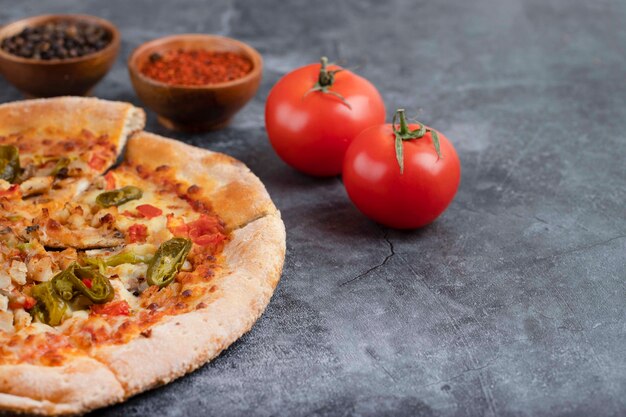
<box><xmin>397</xmin><ymin>109</ymin><xmax>410</xmax><ymax>135</ymax></box>
<box><xmin>303</xmin><ymin>56</ymin><xmax>352</xmax><ymax>109</ymax></box>
<box><xmin>392</xmin><ymin>108</ymin><xmax>443</xmax><ymax>174</ymax></box>
<box><xmin>318</xmin><ymin>57</ymin><xmax>332</xmax><ymax>87</ymax></box>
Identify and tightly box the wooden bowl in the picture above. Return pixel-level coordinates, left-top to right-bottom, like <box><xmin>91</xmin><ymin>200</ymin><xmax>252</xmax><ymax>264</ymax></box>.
<box><xmin>128</xmin><ymin>34</ymin><xmax>263</xmax><ymax>132</ymax></box>
<box><xmin>0</xmin><ymin>14</ymin><xmax>120</xmax><ymax>97</ymax></box>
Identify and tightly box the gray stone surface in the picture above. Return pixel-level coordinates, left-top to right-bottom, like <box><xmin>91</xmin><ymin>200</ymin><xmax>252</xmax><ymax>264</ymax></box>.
<box><xmin>1</xmin><ymin>0</ymin><xmax>625</xmax><ymax>416</ymax></box>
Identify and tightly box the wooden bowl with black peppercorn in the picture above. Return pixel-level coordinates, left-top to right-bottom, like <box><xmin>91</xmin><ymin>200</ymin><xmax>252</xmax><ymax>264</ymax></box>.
<box><xmin>0</xmin><ymin>14</ymin><xmax>120</xmax><ymax>97</ymax></box>
<box><xmin>128</xmin><ymin>34</ymin><xmax>263</xmax><ymax>132</ymax></box>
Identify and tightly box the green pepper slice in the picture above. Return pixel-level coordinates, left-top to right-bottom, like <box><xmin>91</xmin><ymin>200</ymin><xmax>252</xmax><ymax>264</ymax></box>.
<box><xmin>0</xmin><ymin>145</ymin><xmax>20</xmax><ymax>183</ymax></box>
<box><xmin>31</xmin><ymin>281</ymin><xmax>68</xmax><ymax>326</ymax></box>
<box><xmin>96</xmin><ymin>186</ymin><xmax>143</xmax><ymax>207</ymax></box>
<box><xmin>50</xmin><ymin>157</ymin><xmax>70</xmax><ymax>177</ymax></box>
<box><xmin>83</xmin><ymin>252</ymin><xmax>152</xmax><ymax>273</ymax></box>
<box><xmin>52</xmin><ymin>262</ymin><xmax>115</xmax><ymax>304</ymax></box>
<box><xmin>147</xmin><ymin>238</ymin><xmax>192</xmax><ymax>287</ymax></box>
<box><xmin>101</xmin><ymin>252</ymin><xmax>152</xmax><ymax>267</ymax></box>
<box><xmin>30</xmin><ymin>263</ymin><xmax>115</xmax><ymax>326</ymax></box>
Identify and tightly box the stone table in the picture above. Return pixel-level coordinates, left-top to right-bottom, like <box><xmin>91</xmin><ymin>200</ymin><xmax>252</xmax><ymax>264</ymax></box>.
<box><xmin>0</xmin><ymin>0</ymin><xmax>624</xmax><ymax>416</ymax></box>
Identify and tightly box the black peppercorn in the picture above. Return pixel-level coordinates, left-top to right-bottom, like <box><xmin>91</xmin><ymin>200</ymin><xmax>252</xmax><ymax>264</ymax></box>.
<box><xmin>1</xmin><ymin>20</ymin><xmax>111</xmax><ymax>60</ymax></box>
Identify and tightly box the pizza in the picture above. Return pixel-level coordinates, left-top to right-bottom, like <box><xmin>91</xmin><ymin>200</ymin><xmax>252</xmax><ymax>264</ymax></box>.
<box><xmin>0</xmin><ymin>97</ymin><xmax>286</xmax><ymax>415</ymax></box>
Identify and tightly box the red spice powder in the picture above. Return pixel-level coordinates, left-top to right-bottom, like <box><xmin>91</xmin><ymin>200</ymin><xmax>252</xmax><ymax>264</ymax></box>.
<box><xmin>140</xmin><ymin>49</ymin><xmax>253</xmax><ymax>86</ymax></box>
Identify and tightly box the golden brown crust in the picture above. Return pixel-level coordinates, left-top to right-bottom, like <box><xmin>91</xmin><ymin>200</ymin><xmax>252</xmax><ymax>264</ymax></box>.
<box><xmin>0</xmin><ymin>97</ymin><xmax>145</xmax><ymax>159</ymax></box>
<box><xmin>0</xmin><ymin>357</ymin><xmax>124</xmax><ymax>415</ymax></box>
<box><xmin>125</xmin><ymin>132</ymin><xmax>277</xmax><ymax>230</ymax></box>
<box><xmin>94</xmin><ymin>214</ymin><xmax>285</xmax><ymax>396</ymax></box>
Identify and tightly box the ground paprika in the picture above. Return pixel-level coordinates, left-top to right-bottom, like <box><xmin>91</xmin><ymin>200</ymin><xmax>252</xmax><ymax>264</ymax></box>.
<box><xmin>140</xmin><ymin>49</ymin><xmax>252</xmax><ymax>86</ymax></box>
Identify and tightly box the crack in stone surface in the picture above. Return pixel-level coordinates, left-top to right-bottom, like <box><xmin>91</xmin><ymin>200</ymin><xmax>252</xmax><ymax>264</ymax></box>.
<box><xmin>534</xmin><ymin>234</ymin><xmax>626</xmax><ymax>262</ymax></box>
<box><xmin>340</xmin><ymin>231</ymin><xmax>395</xmax><ymax>286</ymax></box>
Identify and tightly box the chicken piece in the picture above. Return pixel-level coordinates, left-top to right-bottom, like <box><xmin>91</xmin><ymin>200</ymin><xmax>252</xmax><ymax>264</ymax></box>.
<box><xmin>20</xmin><ymin>176</ymin><xmax>54</xmax><ymax>197</ymax></box>
<box><xmin>33</xmin><ymin>206</ymin><xmax>125</xmax><ymax>249</ymax></box>
<box><xmin>0</xmin><ymin>270</ymin><xmax>10</xmax><ymax>289</ymax></box>
<box><xmin>38</xmin><ymin>227</ymin><xmax>125</xmax><ymax>249</ymax></box>
<box><xmin>49</xmin><ymin>248</ymin><xmax>78</xmax><ymax>270</ymax></box>
<box><xmin>0</xmin><ymin>311</ymin><xmax>12</xmax><ymax>333</ymax></box>
<box><xmin>9</xmin><ymin>261</ymin><xmax>27</xmax><ymax>285</ymax></box>
<box><xmin>13</xmin><ymin>308</ymin><xmax>32</xmax><ymax>331</ymax></box>
<box><xmin>27</xmin><ymin>256</ymin><xmax>55</xmax><ymax>282</ymax></box>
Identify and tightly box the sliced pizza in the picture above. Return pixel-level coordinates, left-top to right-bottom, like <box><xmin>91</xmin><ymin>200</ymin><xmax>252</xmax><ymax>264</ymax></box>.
<box><xmin>0</xmin><ymin>97</ymin><xmax>145</xmax><ymax>249</ymax></box>
<box><xmin>0</xmin><ymin>100</ymin><xmax>285</xmax><ymax>416</ymax></box>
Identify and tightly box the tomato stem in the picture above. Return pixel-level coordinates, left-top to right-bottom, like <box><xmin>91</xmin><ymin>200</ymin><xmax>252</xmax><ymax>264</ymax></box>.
<box><xmin>397</xmin><ymin>109</ymin><xmax>410</xmax><ymax>135</ymax></box>
<box><xmin>392</xmin><ymin>108</ymin><xmax>443</xmax><ymax>174</ymax></box>
<box><xmin>303</xmin><ymin>56</ymin><xmax>352</xmax><ymax>109</ymax></box>
<box><xmin>318</xmin><ymin>57</ymin><xmax>333</xmax><ymax>87</ymax></box>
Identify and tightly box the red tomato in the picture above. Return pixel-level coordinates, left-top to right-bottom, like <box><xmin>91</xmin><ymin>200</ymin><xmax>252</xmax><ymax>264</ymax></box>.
<box><xmin>88</xmin><ymin>155</ymin><xmax>107</xmax><ymax>171</ymax></box>
<box><xmin>128</xmin><ymin>223</ymin><xmax>148</xmax><ymax>243</ymax></box>
<box><xmin>104</xmin><ymin>172</ymin><xmax>116</xmax><ymax>190</ymax></box>
<box><xmin>0</xmin><ymin>184</ymin><xmax>21</xmax><ymax>199</ymax></box>
<box><xmin>186</xmin><ymin>215</ymin><xmax>225</xmax><ymax>246</ymax></box>
<box><xmin>342</xmin><ymin>109</ymin><xmax>461</xmax><ymax>229</ymax></box>
<box><xmin>265</xmin><ymin>57</ymin><xmax>385</xmax><ymax>176</ymax></box>
<box><xmin>91</xmin><ymin>300</ymin><xmax>130</xmax><ymax>316</ymax></box>
<box><xmin>166</xmin><ymin>214</ymin><xmax>225</xmax><ymax>246</ymax></box>
<box><xmin>136</xmin><ymin>204</ymin><xmax>163</xmax><ymax>219</ymax></box>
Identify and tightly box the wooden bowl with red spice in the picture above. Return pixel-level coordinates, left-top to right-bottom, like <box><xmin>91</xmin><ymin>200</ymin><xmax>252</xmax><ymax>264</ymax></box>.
<box><xmin>128</xmin><ymin>34</ymin><xmax>262</xmax><ymax>131</ymax></box>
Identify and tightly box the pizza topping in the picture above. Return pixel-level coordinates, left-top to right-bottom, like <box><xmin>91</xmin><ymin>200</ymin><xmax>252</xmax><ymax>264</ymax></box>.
<box><xmin>166</xmin><ymin>214</ymin><xmax>188</xmax><ymax>237</ymax></box>
<box><xmin>85</xmin><ymin>250</ymin><xmax>152</xmax><ymax>270</ymax></box>
<box><xmin>31</xmin><ymin>262</ymin><xmax>115</xmax><ymax>326</ymax></box>
<box><xmin>146</xmin><ymin>238</ymin><xmax>192</xmax><ymax>288</ymax></box>
<box><xmin>26</xmin><ymin>255</ymin><xmax>55</xmax><ymax>282</ymax></box>
<box><xmin>0</xmin><ymin>138</ymin><xmax>232</xmax><ymax>357</ymax></box>
<box><xmin>90</xmin><ymin>300</ymin><xmax>130</xmax><ymax>316</ymax></box>
<box><xmin>50</xmin><ymin>157</ymin><xmax>71</xmax><ymax>177</ymax></box>
<box><xmin>0</xmin><ymin>145</ymin><xmax>20</xmax><ymax>183</ymax></box>
<box><xmin>104</xmin><ymin>171</ymin><xmax>116</xmax><ymax>190</ymax></box>
<box><xmin>128</xmin><ymin>224</ymin><xmax>148</xmax><ymax>243</ymax></box>
<box><xmin>121</xmin><ymin>210</ymin><xmax>143</xmax><ymax>219</ymax></box>
<box><xmin>88</xmin><ymin>155</ymin><xmax>107</xmax><ymax>171</ymax></box>
<box><xmin>96</xmin><ymin>186</ymin><xmax>143</xmax><ymax>208</ymax></box>
<box><xmin>0</xmin><ymin>311</ymin><xmax>12</xmax><ymax>332</ymax></box>
<box><xmin>20</xmin><ymin>176</ymin><xmax>54</xmax><ymax>198</ymax></box>
<box><xmin>165</xmin><ymin>214</ymin><xmax>226</xmax><ymax>247</ymax></box>
<box><xmin>31</xmin><ymin>281</ymin><xmax>68</xmax><ymax>326</ymax></box>
<box><xmin>0</xmin><ymin>294</ymin><xmax>8</xmax><ymax>312</ymax></box>
<box><xmin>136</xmin><ymin>204</ymin><xmax>163</xmax><ymax>219</ymax></box>
<box><xmin>12</xmin><ymin>307</ymin><xmax>32</xmax><ymax>331</ymax></box>
<box><xmin>0</xmin><ymin>184</ymin><xmax>21</xmax><ymax>199</ymax></box>
<box><xmin>186</xmin><ymin>215</ymin><xmax>226</xmax><ymax>246</ymax></box>
<box><xmin>9</xmin><ymin>260</ymin><xmax>28</xmax><ymax>285</ymax></box>
<box><xmin>62</xmin><ymin>263</ymin><xmax>113</xmax><ymax>303</ymax></box>
<box><xmin>34</xmin><ymin>207</ymin><xmax>125</xmax><ymax>249</ymax></box>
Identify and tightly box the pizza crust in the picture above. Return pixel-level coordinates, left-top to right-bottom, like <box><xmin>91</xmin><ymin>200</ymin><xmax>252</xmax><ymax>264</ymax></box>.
<box><xmin>0</xmin><ymin>97</ymin><xmax>145</xmax><ymax>158</ymax></box>
<box><xmin>125</xmin><ymin>132</ymin><xmax>278</xmax><ymax>231</ymax></box>
<box><xmin>0</xmin><ymin>357</ymin><xmax>125</xmax><ymax>415</ymax></box>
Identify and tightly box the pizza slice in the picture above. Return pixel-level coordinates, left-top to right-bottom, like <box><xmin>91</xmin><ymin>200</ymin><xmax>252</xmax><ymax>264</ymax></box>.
<box><xmin>0</xmin><ymin>97</ymin><xmax>145</xmax><ymax>249</ymax></box>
